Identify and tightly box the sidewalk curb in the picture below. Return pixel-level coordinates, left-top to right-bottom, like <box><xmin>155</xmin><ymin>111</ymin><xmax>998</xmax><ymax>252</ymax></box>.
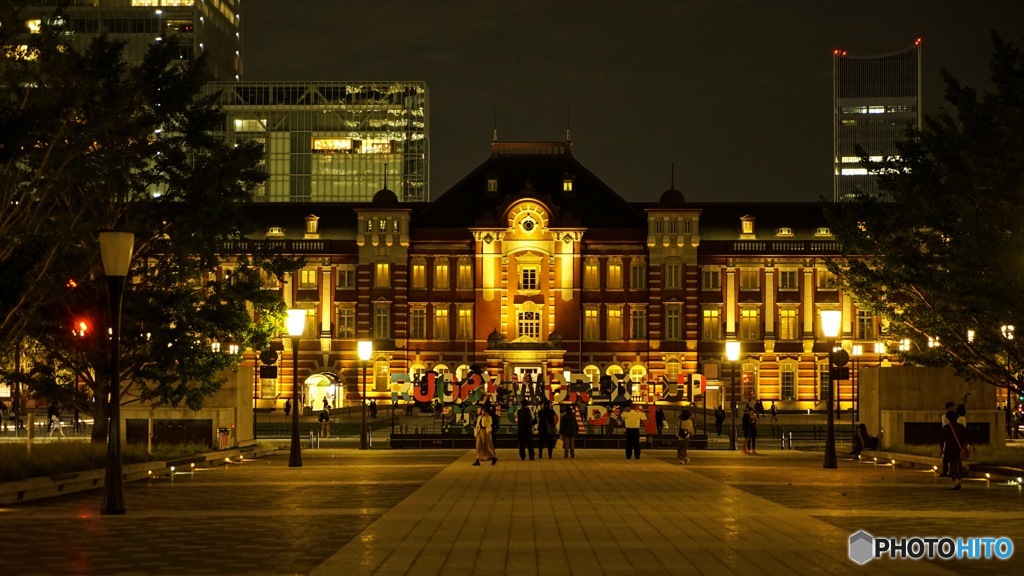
<box><xmin>871</xmin><ymin>450</ymin><xmax>1024</xmax><ymax>482</ymax></box>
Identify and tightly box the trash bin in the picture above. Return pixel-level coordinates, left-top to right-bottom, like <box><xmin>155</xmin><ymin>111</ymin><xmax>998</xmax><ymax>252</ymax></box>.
<box><xmin>218</xmin><ymin>427</ymin><xmax>231</xmax><ymax>450</ymax></box>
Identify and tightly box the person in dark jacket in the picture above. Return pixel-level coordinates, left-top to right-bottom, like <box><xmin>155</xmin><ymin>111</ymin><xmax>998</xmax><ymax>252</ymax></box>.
<box><xmin>850</xmin><ymin>423</ymin><xmax>872</xmax><ymax>459</ymax></box>
<box><xmin>516</xmin><ymin>400</ymin><xmax>535</xmax><ymax>461</ymax></box>
<box><xmin>536</xmin><ymin>401</ymin><xmax>556</xmax><ymax>458</ymax></box>
<box><xmin>559</xmin><ymin>404</ymin><xmax>578</xmax><ymax>459</ymax></box>
<box><xmin>941</xmin><ymin>410</ymin><xmax>969</xmax><ymax>490</ymax></box>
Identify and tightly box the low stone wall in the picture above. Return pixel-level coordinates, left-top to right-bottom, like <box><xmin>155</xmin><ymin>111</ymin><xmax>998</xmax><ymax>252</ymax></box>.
<box><xmin>0</xmin><ymin>445</ymin><xmax>279</xmax><ymax>506</ymax></box>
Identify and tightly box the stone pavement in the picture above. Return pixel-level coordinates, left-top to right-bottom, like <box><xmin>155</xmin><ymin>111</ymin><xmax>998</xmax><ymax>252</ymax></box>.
<box><xmin>1</xmin><ymin>447</ymin><xmax>1021</xmax><ymax>576</ymax></box>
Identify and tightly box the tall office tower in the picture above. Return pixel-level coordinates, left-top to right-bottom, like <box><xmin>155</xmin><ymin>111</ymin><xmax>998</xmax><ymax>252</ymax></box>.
<box><xmin>833</xmin><ymin>40</ymin><xmax>921</xmax><ymax>202</ymax></box>
<box><xmin>206</xmin><ymin>81</ymin><xmax>430</xmax><ymax>203</ymax></box>
<box><xmin>6</xmin><ymin>0</ymin><xmax>241</xmax><ymax>81</ymax></box>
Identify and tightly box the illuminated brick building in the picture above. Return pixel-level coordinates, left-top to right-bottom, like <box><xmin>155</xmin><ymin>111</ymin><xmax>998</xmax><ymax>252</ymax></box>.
<box><xmin>230</xmin><ymin>139</ymin><xmax>885</xmax><ymax>413</ymax></box>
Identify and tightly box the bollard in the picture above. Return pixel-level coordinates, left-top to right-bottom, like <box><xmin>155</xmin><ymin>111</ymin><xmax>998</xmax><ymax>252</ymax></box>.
<box><xmin>787</xmin><ymin>431</ymin><xmax>793</xmax><ymax>449</ymax></box>
<box><xmin>780</xmin><ymin>431</ymin><xmax>786</xmax><ymax>449</ymax></box>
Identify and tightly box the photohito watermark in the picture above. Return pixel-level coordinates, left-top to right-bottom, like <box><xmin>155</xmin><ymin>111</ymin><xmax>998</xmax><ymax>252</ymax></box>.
<box><xmin>848</xmin><ymin>530</ymin><xmax>1014</xmax><ymax>565</ymax></box>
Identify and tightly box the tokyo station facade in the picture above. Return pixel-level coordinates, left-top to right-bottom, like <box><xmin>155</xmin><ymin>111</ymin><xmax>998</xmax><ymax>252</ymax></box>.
<box><xmin>230</xmin><ymin>139</ymin><xmax>886</xmax><ymax>413</ymax></box>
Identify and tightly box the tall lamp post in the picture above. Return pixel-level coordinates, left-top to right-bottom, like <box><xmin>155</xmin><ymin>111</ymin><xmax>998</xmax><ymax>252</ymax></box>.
<box><xmin>726</xmin><ymin>340</ymin><xmax>740</xmax><ymax>451</ymax></box>
<box><xmin>286</xmin><ymin>309</ymin><xmax>305</xmax><ymax>468</ymax></box>
<box><xmin>821</xmin><ymin>310</ymin><xmax>842</xmax><ymax>469</ymax></box>
<box><xmin>1002</xmin><ymin>324</ymin><xmax>1015</xmax><ymax>414</ymax></box>
<box><xmin>358</xmin><ymin>340</ymin><xmax>373</xmax><ymax>450</ymax></box>
<box><xmin>99</xmin><ymin>230</ymin><xmax>134</xmax><ymax>515</ymax></box>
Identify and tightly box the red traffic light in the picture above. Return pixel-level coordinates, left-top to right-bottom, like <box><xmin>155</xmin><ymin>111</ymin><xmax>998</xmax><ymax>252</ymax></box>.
<box><xmin>72</xmin><ymin>319</ymin><xmax>90</xmax><ymax>337</ymax></box>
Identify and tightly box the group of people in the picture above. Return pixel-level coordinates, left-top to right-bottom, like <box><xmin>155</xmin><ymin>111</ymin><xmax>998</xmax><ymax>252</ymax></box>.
<box><xmin>473</xmin><ymin>398</ymin><xmax>583</xmax><ymax>465</ymax></box>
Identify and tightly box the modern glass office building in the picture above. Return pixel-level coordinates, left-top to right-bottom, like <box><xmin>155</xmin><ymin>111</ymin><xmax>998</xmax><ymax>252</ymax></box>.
<box><xmin>205</xmin><ymin>81</ymin><xmax>430</xmax><ymax>203</ymax></box>
<box><xmin>833</xmin><ymin>41</ymin><xmax>922</xmax><ymax>202</ymax></box>
<box><xmin>8</xmin><ymin>0</ymin><xmax>242</xmax><ymax>81</ymax></box>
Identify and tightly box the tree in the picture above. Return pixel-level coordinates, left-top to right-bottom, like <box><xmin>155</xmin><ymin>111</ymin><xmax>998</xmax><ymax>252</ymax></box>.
<box><xmin>826</xmin><ymin>33</ymin><xmax>1024</xmax><ymax>402</ymax></box>
<box><xmin>0</xmin><ymin>16</ymin><xmax>295</xmax><ymax>441</ymax></box>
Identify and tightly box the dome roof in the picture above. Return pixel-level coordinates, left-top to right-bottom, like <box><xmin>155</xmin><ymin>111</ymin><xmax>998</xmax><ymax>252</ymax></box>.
<box><xmin>659</xmin><ymin>187</ymin><xmax>686</xmax><ymax>207</ymax></box>
<box><xmin>371</xmin><ymin>187</ymin><xmax>400</xmax><ymax>207</ymax></box>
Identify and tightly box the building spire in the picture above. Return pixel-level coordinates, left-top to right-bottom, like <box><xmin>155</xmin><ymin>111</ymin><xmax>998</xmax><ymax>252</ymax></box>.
<box><xmin>383</xmin><ymin>162</ymin><xmax>388</xmax><ymax>190</ymax></box>
<box><xmin>492</xmin><ymin>107</ymin><xmax>498</xmax><ymax>142</ymax></box>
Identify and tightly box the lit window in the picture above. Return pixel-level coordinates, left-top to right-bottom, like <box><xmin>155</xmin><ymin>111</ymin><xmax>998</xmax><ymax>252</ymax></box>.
<box><xmin>411</xmin><ymin>262</ymin><xmax>425</xmax><ymax>289</ymax></box>
<box><xmin>607</xmin><ymin>307</ymin><xmax>622</xmax><ymax>340</ymax></box>
<box><xmin>741</xmin><ymin>217</ymin><xmax>755</xmax><ymax>234</ymax></box>
<box><xmin>487</xmin><ymin>178</ymin><xmax>498</xmax><ymax>193</ymax></box>
<box><xmin>607</xmin><ymin>260</ymin><xmax>622</xmax><ymax>290</ymax></box>
<box><xmin>583</xmin><ymin>260</ymin><xmax>599</xmax><ymax>290</ymax></box>
<box><xmin>433</xmin><ymin>307</ymin><xmax>449</xmax><ymax>340</ymax></box>
<box><xmin>26</xmin><ymin>19</ymin><xmax>42</xmax><ymax>34</ymax></box>
<box><xmin>457</xmin><ymin>308</ymin><xmax>472</xmax><ymax>340</ymax></box>
<box><xmin>298</xmin><ymin>268</ymin><xmax>317</xmax><ymax>289</ymax></box>
<box><xmin>815</xmin><ymin>227</ymin><xmax>832</xmax><ymax>237</ymax></box>
<box><xmin>776</xmin><ymin>227</ymin><xmax>793</xmax><ymax>237</ymax></box>
<box><xmin>375</xmin><ymin>263</ymin><xmax>390</xmax><ymax>288</ymax></box>
<box><xmin>457</xmin><ymin>261</ymin><xmax>472</xmax><ymax>290</ymax></box>
<box><xmin>702</xmin><ymin>309</ymin><xmax>721</xmax><ymax>340</ymax></box>
<box><xmin>562</xmin><ymin>178</ymin><xmax>573</xmax><ymax>192</ymax></box>
<box><xmin>434</xmin><ymin>260</ymin><xmax>449</xmax><ymax>290</ymax></box>
<box><xmin>584</xmin><ymin>308</ymin><xmax>599</xmax><ymax>340</ymax></box>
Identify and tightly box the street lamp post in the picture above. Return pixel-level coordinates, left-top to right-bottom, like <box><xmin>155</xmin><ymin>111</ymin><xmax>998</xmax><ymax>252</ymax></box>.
<box><xmin>726</xmin><ymin>341</ymin><xmax>740</xmax><ymax>451</ymax></box>
<box><xmin>286</xmin><ymin>309</ymin><xmax>305</xmax><ymax>468</ymax></box>
<box><xmin>821</xmin><ymin>310</ymin><xmax>842</xmax><ymax>469</ymax></box>
<box><xmin>358</xmin><ymin>340</ymin><xmax>373</xmax><ymax>450</ymax></box>
<box><xmin>99</xmin><ymin>230</ymin><xmax>134</xmax><ymax>515</ymax></box>
<box><xmin>1002</xmin><ymin>324</ymin><xmax>1015</xmax><ymax>414</ymax></box>
<box><xmin>851</xmin><ymin>344</ymin><xmax>862</xmax><ymax>433</ymax></box>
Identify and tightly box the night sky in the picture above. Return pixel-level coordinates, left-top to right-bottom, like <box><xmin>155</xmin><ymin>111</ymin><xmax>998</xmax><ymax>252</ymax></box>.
<box><xmin>241</xmin><ymin>0</ymin><xmax>1024</xmax><ymax>203</ymax></box>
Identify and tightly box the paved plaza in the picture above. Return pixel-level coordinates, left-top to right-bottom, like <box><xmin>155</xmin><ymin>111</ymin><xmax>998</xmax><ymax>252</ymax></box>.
<box><xmin>1</xmin><ymin>446</ymin><xmax>1021</xmax><ymax>575</ymax></box>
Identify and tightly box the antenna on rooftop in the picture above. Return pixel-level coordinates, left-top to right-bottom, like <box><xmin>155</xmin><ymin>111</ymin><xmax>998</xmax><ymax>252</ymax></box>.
<box><xmin>383</xmin><ymin>162</ymin><xmax>388</xmax><ymax>190</ymax></box>
<box><xmin>566</xmin><ymin>106</ymin><xmax>572</xmax><ymax>142</ymax></box>
<box><xmin>492</xmin><ymin>107</ymin><xmax>498</xmax><ymax>142</ymax></box>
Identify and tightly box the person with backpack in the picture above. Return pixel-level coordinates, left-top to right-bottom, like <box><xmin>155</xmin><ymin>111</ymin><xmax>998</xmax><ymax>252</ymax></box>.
<box><xmin>676</xmin><ymin>410</ymin><xmax>695</xmax><ymax>464</ymax></box>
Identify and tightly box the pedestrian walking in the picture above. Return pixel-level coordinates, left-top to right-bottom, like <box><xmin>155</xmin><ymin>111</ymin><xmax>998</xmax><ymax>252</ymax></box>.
<box><xmin>769</xmin><ymin>401</ymin><xmax>778</xmax><ymax>423</ymax></box>
<box><xmin>473</xmin><ymin>401</ymin><xmax>497</xmax><ymax>466</ymax></box>
<box><xmin>714</xmin><ymin>405</ymin><xmax>725</xmax><ymax>436</ymax></box>
<box><xmin>755</xmin><ymin>399</ymin><xmax>765</xmax><ymax>418</ymax></box>
<box><xmin>559</xmin><ymin>404</ymin><xmax>578</xmax><ymax>459</ymax></box>
<box><xmin>370</xmin><ymin>399</ymin><xmax>378</xmax><ymax>419</ymax></box>
<box><xmin>0</xmin><ymin>398</ymin><xmax>7</xmax><ymax>432</ymax></box>
<box><xmin>47</xmin><ymin>401</ymin><xmax>58</xmax><ymax>431</ymax></box>
<box><xmin>941</xmin><ymin>410</ymin><xmax>969</xmax><ymax>490</ymax></box>
<box><xmin>318</xmin><ymin>408</ymin><xmax>331</xmax><ymax>437</ymax></box>
<box><xmin>747</xmin><ymin>407</ymin><xmax>759</xmax><ymax>454</ymax></box>
<box><xmin>537</xmin><ymin>401</ymin><xmax>556</xmax><ymax>458</ymax></box>
<box><xmin>322</xmin><ymin>397</ymin><xmax>329</xmax><ymax>412</ymax></box>
<box><xmin>49</xmin><ymin>405</ymin><xmax>64</xmax><ymax>438</ymax></box>
<box><xmin>516</xmin><ymin>400</ymin><xmax>535</xmax><ymax>461</ymax></box>
<box><xmin>621</xmin><ymin>402</ymin><xmax>646</xmax><ymax>459</ymax></box>
<box><xmin>676</xmin><ymin>409</ymin><xmax>694</xmax><ymax>464</ymax></box>
<box><xmin>284</xmin><ymin>399</ymin><xmax>291</xmax><ymax>417</ymax></box>
<box><xmin>655</xmin><ymin>407</ymin><xmax>666</xmax><ymax>435</ymax></box>
<box><xmin>940</xmin><ymin>401</ymin><xmax>956</xmax><ymax>476</ymax></box>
